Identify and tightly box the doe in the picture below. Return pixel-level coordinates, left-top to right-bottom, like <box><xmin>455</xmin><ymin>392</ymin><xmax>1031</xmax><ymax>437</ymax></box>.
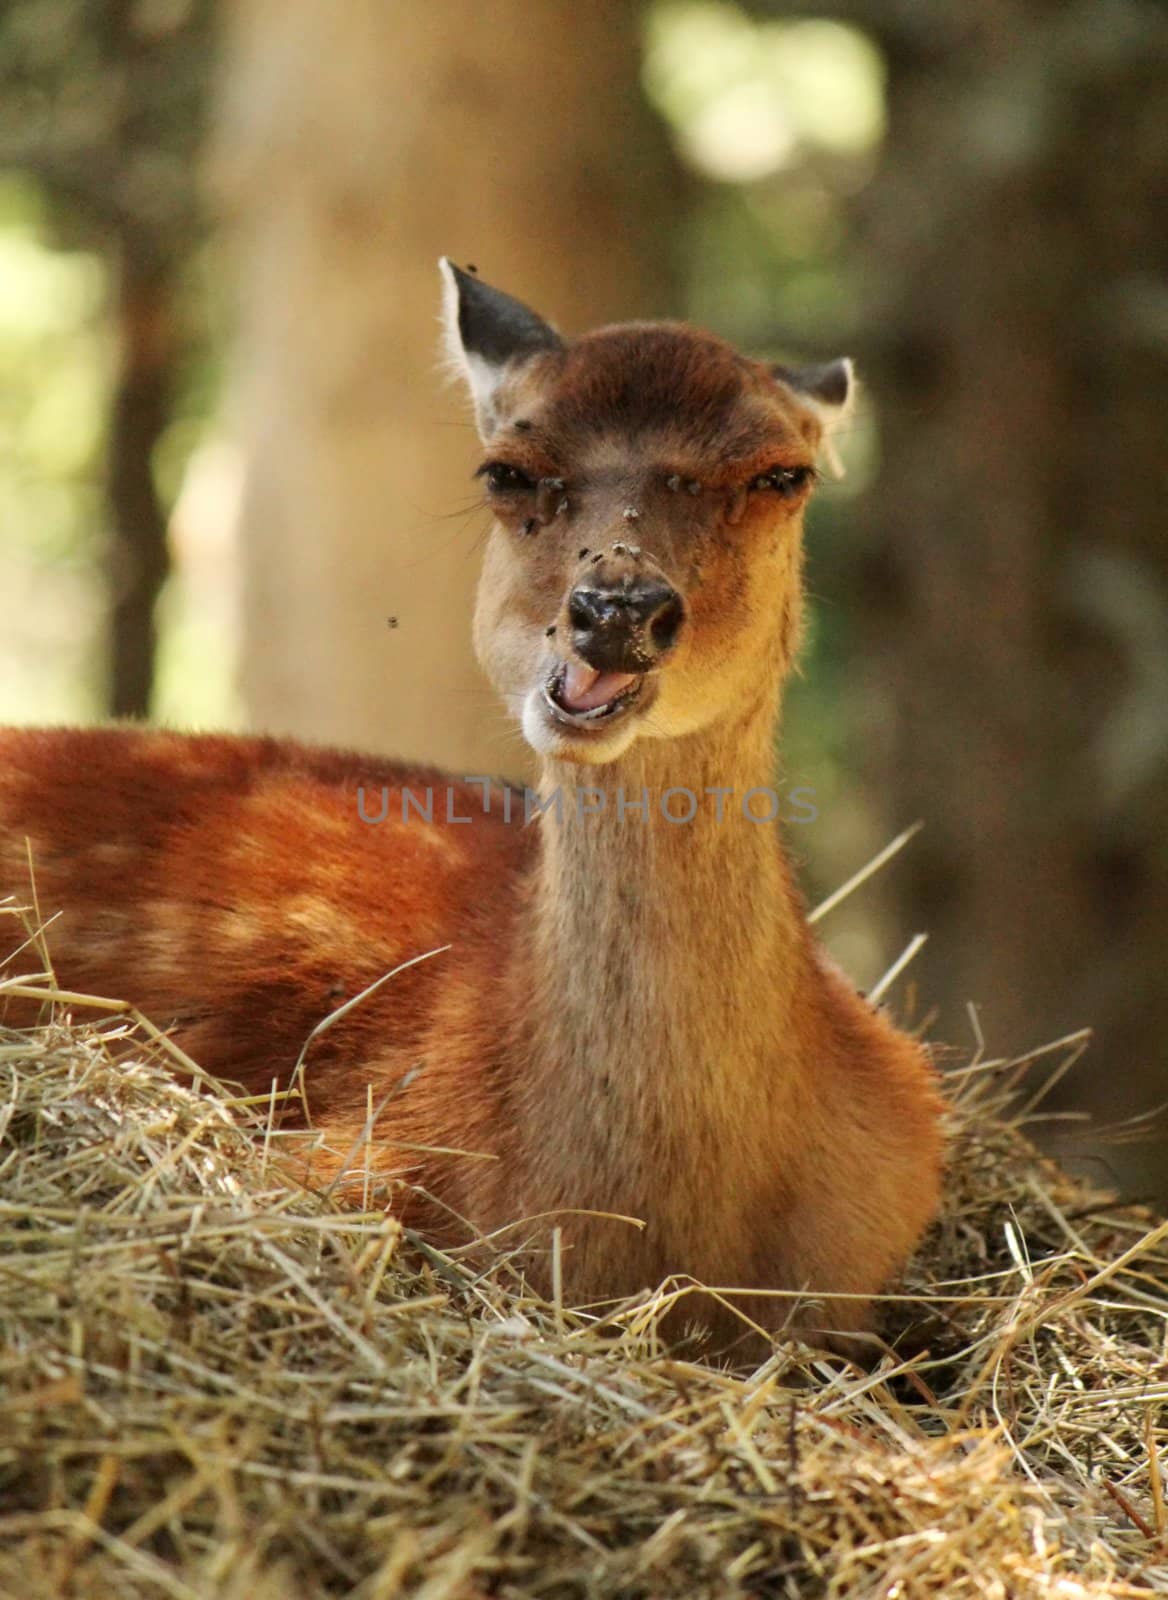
<box><xmin>0</xmin><ymin>262</ymin><xmax>943</xmax><ymax>1355</ymax></box>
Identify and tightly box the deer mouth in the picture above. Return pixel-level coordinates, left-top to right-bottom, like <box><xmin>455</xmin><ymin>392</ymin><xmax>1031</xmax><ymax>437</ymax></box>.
<box><xmin>544</xmin><ymin>662</ymin><xmax>647</xmax><ymax>727</ymax></box>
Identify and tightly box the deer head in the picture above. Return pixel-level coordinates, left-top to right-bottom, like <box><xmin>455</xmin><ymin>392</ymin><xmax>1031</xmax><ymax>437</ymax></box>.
<box><xmin>441</xmin><ymin>259</ymin><xmax>854</xmax><ymax>766</ymax></box>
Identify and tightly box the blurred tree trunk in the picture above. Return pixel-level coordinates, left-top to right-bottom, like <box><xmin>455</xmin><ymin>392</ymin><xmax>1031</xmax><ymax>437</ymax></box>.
<box><xmin>212</xmin><ymin>0</ymin><xmax>676</xmax><ymax>777</ymax></box>
<box><xmin>108</xmin><ymin>247</ymin><xmax>176</xmax><ymax>718</ymax></box>
<box><xmin>850</xmin><ymin>4</ymin><xmax>1168</xmax><ymax>1193</ymax></box>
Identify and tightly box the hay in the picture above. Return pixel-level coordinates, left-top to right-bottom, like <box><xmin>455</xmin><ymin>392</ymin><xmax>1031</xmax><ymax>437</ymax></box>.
<box><xmin>1</xmin><ymin>905</ymin><xmax>1166</xmax><ymax>1599</ymax></box>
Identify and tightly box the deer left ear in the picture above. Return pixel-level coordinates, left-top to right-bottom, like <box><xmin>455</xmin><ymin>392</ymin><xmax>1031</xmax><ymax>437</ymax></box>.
<box><xmin>439</xmin><ymin>258</ymin><xmax>563</xmax><ymax>439</ymax></box>
<box><xmin>772</xmin><ymin>357</ymin><xmax>856</xmax><ymax>478</ymax></box>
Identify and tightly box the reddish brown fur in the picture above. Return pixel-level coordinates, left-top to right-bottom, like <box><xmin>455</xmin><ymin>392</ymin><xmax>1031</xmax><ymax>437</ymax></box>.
<box><xmin>0</xmin><ymin>297</ymin><xmax>943</xmax><ymax>1359</ymax></box>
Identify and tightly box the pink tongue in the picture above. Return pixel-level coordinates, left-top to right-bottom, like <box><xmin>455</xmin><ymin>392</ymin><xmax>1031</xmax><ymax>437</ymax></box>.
<box><xmin>560</xmin><ymin>662</ymin><xmax>638</xmax><ymax>712</ymax></box>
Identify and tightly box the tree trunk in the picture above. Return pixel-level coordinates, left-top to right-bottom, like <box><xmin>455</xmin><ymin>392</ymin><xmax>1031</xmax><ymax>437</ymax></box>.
<box><xmin>107</xmin><ymin>250</ymin><xmax>176</xmax><ymax>719</ymax></box>
<box><xmin>212</xmin><ymin>0</ymin><xmax>676</xmax><ymax>778</ymax></box>
<box><xmin>850</xmin><ymin>4</ymin><xmax>1168</xmax><ymax>1196</ymax></box>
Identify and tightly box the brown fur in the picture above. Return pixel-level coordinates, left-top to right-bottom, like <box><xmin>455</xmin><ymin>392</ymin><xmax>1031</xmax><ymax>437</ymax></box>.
<box><xmin>0</xmin><ymin>311</ymin><xmax>943</xmax><ymax>1359</ymax></box>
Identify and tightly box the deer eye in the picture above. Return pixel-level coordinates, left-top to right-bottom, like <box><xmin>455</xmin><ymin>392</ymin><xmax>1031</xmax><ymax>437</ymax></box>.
<box><xmin>478</xmin><ymin>462</ymin><xmax>536</xmax><ymax>494</ymax></box>
<box><xmin>748</xmin><ymin>465</ymin><xmax>816</xmax><ymax>498</ymax></box>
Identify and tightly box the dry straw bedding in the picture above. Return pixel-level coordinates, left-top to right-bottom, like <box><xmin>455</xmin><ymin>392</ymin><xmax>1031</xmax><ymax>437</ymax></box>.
<box><xmin>1</xmin><ymin>909</ymin><xmax>1166</xmax><ymax>1598</ymax></box>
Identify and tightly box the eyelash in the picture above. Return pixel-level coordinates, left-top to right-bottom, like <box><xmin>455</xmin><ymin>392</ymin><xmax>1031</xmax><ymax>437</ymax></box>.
<box><xmin>748</xmin><ymin>466</ymin><xmax>817</xmax><ymax>497</ymax></box>
<box><xmin>478</xmin><ymin>462</ymin><xmax>536</xmax><ymax>493</ymax></box>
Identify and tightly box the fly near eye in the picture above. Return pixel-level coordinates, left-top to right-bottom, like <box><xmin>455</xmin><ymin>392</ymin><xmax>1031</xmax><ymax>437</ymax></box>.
<box><xmin>478</xmin><ymin>462</ymin><xmax>536</xmax><ymax>493</ymax></box>
<box><xmin>748</xmin><ymin>465</ymin><xmax>817</xmax><ymax>497</ymax></box>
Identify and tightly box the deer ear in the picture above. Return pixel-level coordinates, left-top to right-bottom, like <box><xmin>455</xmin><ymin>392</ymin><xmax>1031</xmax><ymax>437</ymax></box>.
<box><xmin>771</xmin><ymin>358</ymin><xmax>856</xmax><ymax>478</ymax></box>
<box><xmin>439</xmin><ymin>258</ymin><xmax>563</xmax><ymax>438</ymax></box>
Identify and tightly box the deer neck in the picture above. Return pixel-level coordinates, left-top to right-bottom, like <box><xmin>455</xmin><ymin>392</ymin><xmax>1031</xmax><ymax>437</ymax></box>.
<box><xmin>513</xmin><ymin>691</ymin><xmax>814</xmax><ymax>1212</ymax></box>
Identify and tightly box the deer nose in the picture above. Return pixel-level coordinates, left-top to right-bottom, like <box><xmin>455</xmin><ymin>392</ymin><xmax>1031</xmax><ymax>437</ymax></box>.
<box><xmin>566</xmin><ymin>577</ymin><xmax>686</xmax><ymax>673</ymax></box>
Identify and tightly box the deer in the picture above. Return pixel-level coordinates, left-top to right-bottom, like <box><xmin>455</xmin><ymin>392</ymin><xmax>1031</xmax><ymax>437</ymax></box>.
<box><xmin>0</xmin><ymin>261</ymin><xmax>944</xmax><ymax>1358</ymax></box>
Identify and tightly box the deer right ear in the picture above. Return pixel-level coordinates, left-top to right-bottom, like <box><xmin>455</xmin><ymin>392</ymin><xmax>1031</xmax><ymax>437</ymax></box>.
<box><xmin>439</xmin><ymin>258</ymin><xmax>563</xmax><ymax>439</ymax></box>
<box><xmin>772</xmin><ymin>357</ymin><xmax>856</xmax><ymax>479</ymax></box>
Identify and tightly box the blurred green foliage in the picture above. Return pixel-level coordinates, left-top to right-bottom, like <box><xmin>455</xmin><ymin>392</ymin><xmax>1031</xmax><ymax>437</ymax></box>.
<box><xmin>644</xmin><ymin>1</ymin><xmax>883</xmax><ymax>343</ymax></box>
<box><xmin>0</xmin><ymin>0</ymin><xmax>220</xmax><ymax>725</ymax></box>
<box><xmin>0</xmin><ymin>0</ymin><xmax>211</xmax><ymax>252</ymax></box>
<box><xmin>0</xmin><ymin>175</ymin><xmax>107</xmax><ymax>720</ymax></box>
